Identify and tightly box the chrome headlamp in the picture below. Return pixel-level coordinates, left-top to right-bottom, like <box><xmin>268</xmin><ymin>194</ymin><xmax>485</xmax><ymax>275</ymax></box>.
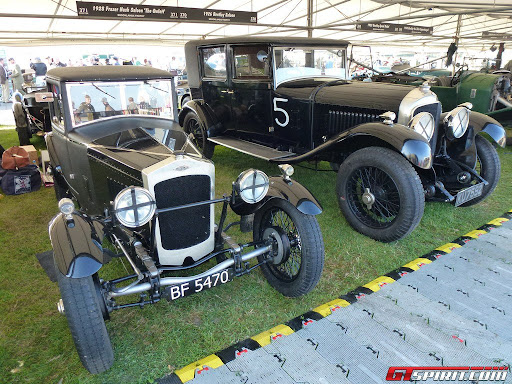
<box><xmin>234</xmin><ymin>169</ymin><xmax>269</xmax><ymax>204</ymax></box>
<box><xmin>114</xmin><ymin>186</ymin><xmax>156</xmax><ymax>228</ymax></box>
<box><xmin>408</xmin><ymin>112</ymin><xmax>435</xmax><ymax>141</ymax></box>
<box><xmin>444</xmin><ymin>106</ymin><xmax>470</xmax><ymax>140</ymax></box>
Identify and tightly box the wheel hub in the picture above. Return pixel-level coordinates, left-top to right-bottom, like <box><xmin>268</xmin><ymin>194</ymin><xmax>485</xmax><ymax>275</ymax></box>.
<box><xmin>263</xmin><ymin>226</ymin><xmax>291</xmax><ymax>265</ymax></box>
<box><xmin>361</xmin><ymin>188</ymin><xmax>376</xmax><ymax>210</ymax></box>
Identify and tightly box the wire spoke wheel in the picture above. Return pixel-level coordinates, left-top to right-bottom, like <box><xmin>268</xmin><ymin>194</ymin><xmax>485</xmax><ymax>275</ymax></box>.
<box><xmin>253</xmin><ymin>199</ymin><xmax>324</xmax><ymax>297</ymax></box>
<box><xmin>182</xmin><ymin>112</ymin><xmax>215</xmax><ymax>158</ymax></box>
<box><xmin>346</xmin><ymin>166</ymin><xmax>401</xmax><ymax>229</ymax></box>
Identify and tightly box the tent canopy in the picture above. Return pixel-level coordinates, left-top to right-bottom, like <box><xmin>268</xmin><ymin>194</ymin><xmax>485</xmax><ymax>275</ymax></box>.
<box><xmin>0</xmin><ymin>0</ymin><xmax>511</xmax><ymax>48</ymax></box>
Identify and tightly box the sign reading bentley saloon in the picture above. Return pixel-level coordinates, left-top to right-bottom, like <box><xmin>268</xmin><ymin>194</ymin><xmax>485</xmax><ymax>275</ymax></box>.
<box><xmin>76</xmin><ymin>1</ymin><xmax>258</xmax><ymax>24</ymax></box>
<box><xmin>356</xmin><ymin>22</ymin><xmax>433</xmax><ymax>36</ymax></box>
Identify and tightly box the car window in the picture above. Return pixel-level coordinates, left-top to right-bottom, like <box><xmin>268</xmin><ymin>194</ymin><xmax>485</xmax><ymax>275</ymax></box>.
<box><xmin>201</xmin><ymin>46</ymin><xmax>226</xmax><ymax>79</ymax></box>
<box><xmin>66</xmin><ymin>80</ymin><xmax>174</xmax><ymax>127</ymax></box>
<box><xmin>233</xmin><ymin>45</ymin><xmax>269</xmax><ymax>80</ymax></box>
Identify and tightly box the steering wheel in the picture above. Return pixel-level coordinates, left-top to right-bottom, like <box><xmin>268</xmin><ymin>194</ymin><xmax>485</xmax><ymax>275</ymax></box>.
<box><xmin>451</xmin><ymin>64</ymin><xmax>468</xmax><ymax>86</ymax></box>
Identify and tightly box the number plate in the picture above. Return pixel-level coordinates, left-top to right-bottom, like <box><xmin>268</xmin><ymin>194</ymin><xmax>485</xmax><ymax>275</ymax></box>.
<box><xmin>166</xmin><ymin>268</ymin><xmax>233</xmax><ymax>301</ymax></box>
<box><xmin>454</xmin><ymin>183</ymin><xmax>484</xmax><ymax>207</ymax></box>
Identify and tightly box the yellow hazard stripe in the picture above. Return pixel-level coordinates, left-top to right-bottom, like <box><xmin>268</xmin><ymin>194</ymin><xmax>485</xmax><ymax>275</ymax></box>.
<box><xmin>464</xmin><ymin>230</ymin><xmax>488</xmax><ymax>239</ymax></box>
<box><xmin>174</xmin><ymin>354</ymin><xmax>224</xmax><ymax>383</ymax></box>
<box><xmin>488</xmin><ymin>218</ymin><xmax>509</xmax><ymax>226</ymax></box>
<box><xmin>251</xmin><ymin>324</ymin><xmax>294</xmax><ymax>347</ymax></box>
<box><xmin>435</xmin><ymin>243</ymin><xmax>462</xmax><ymax>253</ymax></box>
<box><xmin>402</xmin><ymin>258</ymin><xmax>432</xmax><ymax>271</ymax></box>
<box><xmin>362</xmin><ymin>275</ymin><xmax>396</xmax><ymax>292</ymax></box>
<box><xmin>312</xmin><ymin>298</ymin><xmax>351</xmax><ymax>317</ymax></box>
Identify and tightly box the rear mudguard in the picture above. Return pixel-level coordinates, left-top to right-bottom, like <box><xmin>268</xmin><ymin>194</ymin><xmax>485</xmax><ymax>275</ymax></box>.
<box><xmin>49</xmin><ymin>211</ymin><xmax>107</xmax><ymax>278</ymax></box>
<box><xmin>469</xmin><ymin>112</ymin><xmax>506</xmax><ymax>148</ymax></box>
<box><xmin>178</xmin><ymin>100</ymin><xmax>221</xmax><ymax>137</ymax></box>
<box><xmin>271</xmin><ymin>122</ymin><xmax>433</xmax><ymax>170</ymax></box>
<box><xmin>230</xmin><ymin>176</ymin><xmax>322</xmax><ymax>216</ymax></box>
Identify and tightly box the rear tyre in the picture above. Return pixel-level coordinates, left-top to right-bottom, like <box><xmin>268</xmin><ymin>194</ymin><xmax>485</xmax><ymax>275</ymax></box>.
<box><xmin>253</xmin><ymin>199</ymin><xmax>324</xmax><ymax>297</ymax></box>
<box><xmin>336</xmin><ymin>147</ymin><xmax>425</xmax><ymax>242</ymax></box>
<box><xmin>458</xmin><ymin>135</ymin><xmax>501</xmax><ymax>207</ymax></box>
<box><xmin>183</xmin><ymin>112</ymin><xmax>215</xmax><ymax>159</ymax></box>
<box><xmin>56</xmin><ymin>267</ymin><xmax>113</xmax><ymax>374</ymax></box>
<box><xmin>16</xmin><ymin>126</ymin><xmax>30</xmax><ymax>146</ymax></box>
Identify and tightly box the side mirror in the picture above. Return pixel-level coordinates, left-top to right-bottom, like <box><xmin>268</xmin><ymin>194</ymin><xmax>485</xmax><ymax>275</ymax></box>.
<box><xmin>257</xmin><ymin>50</ymin><xmax>268</xmax><ymax>63</ymax></box>
<box><xmin>35</xmin><ymin>92</ymin><xmax>54</xmax><ymax>102</ymax></box>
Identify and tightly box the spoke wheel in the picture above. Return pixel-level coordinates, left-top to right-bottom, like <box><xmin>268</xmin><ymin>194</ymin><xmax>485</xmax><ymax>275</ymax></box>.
<box><xmin>456</xmin><ymin>135</ymin><xmax>501</xmax><ymax>207</ymax></box>
<box><xmin>336</xmin><ymin>147</ymin><xmax>425</xmax><ymax>242</ymax></box>
<box><xmin>183</xmin><ymin>112</ymin><xmax>214</xmax><ymax>159</ymax></box>
<box><xmin>254</xmin><ymin>199</ymin><xmax>324</xmax><ymax>297</ymax></box>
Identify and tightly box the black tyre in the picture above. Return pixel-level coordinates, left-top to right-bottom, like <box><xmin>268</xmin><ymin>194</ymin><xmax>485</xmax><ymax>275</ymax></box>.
<box><xmin>336</xmin><ymin>147</ymin><xmax>425</xmax><ymax>242</ymax></box>
<box><xmin>56</xmin><ymin>269</ymin><xmax>113</xmax><ymax>374</ymax></box>
<box><xmin>458</xmin><ymin>135</ymin><xmax>501</xmax><ymax>207</ymax></box>
<box><xmin>16</xmin><ymin>125</ymin><xmax>30</xmax><ymax>146</ymax></box>
<box><xmin>253</xmin><ymin>199</ymin><xmax>324</xmax><ymax>297</ymax></box>
<box><xmin>53</xmin><ymin>173</ymin><xmax>70</xmax><ymax>201</ymax></box>
<box><xmin>181</xmin><ymin>95</ymin><xmax>191</xmax><ymax>108</ymax></box>
<box><xmin>183</xmin><ymin>112</ymin><xmax>215</xmax><ymax>159</ymax></box>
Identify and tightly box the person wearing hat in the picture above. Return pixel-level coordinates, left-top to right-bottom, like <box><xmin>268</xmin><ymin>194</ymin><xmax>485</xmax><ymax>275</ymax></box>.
<box><xmin>102</xmin><ymin>97</ymin><xmax>115</xmax><ymax>116</ymax></box>
<box><xmin>0</xmin><ymin>58</ymin><xmax>9</xmax><ymax>103</ymax></box>
<box><xmin>8</xmin><ymin>58</ymin><xmax>24</xmax><ymax>95</ymax></box>
<box><xmin>76</xmin><ymin>94</ymin><xmax>95</xmax><ymax>121</ymax></box>
<box><xmin>127</xmin><ymin>97</ymin><xmax>138</xmax><ymax>114</ymax></box>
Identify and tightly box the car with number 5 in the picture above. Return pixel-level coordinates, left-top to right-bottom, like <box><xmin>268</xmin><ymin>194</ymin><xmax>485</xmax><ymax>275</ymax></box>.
<box><xmin>180</xmin><ymin>37</ymin><xmax>507</xmax><ymax>242</ymax></box>
<box><xmin>42</xmin><ymin>66</ymin><xmax>325</xmax><ymax>373</ymax></box>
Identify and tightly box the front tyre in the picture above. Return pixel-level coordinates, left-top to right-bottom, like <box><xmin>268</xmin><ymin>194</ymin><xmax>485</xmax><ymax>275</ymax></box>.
<box><xmin>183</xmin><ymin>112</ymin><xmax>215</xmax><ymax>159</ymax></box>
<box><xmin>458</xmin><ymin>135</ymin><xmax>501</xmax><ymax>207</ymax></box>
<box><xmin>336</xmin><ymin>147</ymin><xmax>425</xmax><ymax>242</ymax></box>
<box><xmin>253</xmin><ymin>199</ymin><xmax>324</xmax><ymax>297</ymax></box>
<box><xmin>56</xmin><ymin>268</ymin><xmax>113</xmax><ymax>374</ymax></box>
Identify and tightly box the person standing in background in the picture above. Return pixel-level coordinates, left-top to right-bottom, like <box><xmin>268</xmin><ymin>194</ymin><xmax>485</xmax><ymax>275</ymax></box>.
<box><xmin>113</xmin><ymin>57</ymin><xmax>120</xmax><ymax>65</ymax></box>
<box><xmin>0</xmin><ymin>58</ymin><xmax>9</xmax><ymax>103</ymax></box>
<box><xmin>30</xmin><ymin>57</ymin><xmax>47</xmax><ymax>76</ymax></box>
<box><xmin>8</xmin><ymin>58</ymin><xmax>24</xmax><ymax>95</ymax></box>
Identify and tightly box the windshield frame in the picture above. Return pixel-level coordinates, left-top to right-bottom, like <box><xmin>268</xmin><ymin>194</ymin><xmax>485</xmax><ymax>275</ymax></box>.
<box><xmin>272</xmin><ymin>46</ymin><xmax>348</xmax><ymax>88</ymax></box>
<box><xmin>65</xmin><ymin>79</ymin><xmax>175</xmax><ymax>129</ymax></box>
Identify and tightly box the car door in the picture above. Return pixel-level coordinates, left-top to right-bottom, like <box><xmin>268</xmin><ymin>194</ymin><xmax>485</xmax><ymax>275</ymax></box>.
<box><xmin>230</xmin><ymin>44</ymin><xmax>273</xmax><ymax>142</ymax></box>
<box><xmin>198</xmin><ymin>45</ymin><xmax>234</xmax><ymax>133</ymax></box>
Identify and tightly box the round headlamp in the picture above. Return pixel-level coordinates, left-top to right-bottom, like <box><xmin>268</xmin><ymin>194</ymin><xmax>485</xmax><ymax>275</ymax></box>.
<box><xmin>444</xmin><ymin>106</ymin><xmax>470</xmax><ymax>140</ymax></box>
<box><xmin>409</xmin><ymin>112</ymin><xmax>435</xmax><ymax>141</ymax></box>
<box><xmin>235</xmin><ymin>169</ymin><xmax>269</xmax><ymax>204</ymax></box>
<box><xmin>58</xmin><ymin>198</ymin><xmax>75</xmax><ymax>215</ymax></box>
<box><xmin>114</xmin><ymin>186</ymin><xmax>156</xmax><ymax>228</ymax></box>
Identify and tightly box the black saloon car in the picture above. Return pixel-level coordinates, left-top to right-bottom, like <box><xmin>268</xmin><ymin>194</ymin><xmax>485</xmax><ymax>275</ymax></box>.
<box><xmin>43</xmin><ymin>66</ymin><xmax>325</xmax><ymax>373</ymax></box>
<box><xmin>179</xmin><ymin>37</ymin><xmax>507</xmax><ymax>242</ymax></box>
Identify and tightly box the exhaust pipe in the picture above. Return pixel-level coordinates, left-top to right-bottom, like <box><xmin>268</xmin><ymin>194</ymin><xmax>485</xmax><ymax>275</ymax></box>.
<box><xmin>109</xmin><ymin>245</ymin><xmax>272</xmax><ymax>298</ymax></box>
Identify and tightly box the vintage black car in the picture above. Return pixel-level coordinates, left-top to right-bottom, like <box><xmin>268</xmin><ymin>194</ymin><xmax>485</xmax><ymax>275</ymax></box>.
<box><xmin>43</xmin><ymin>66</ymin><xmax>325</xmax><ymax>373</ymax></box>
<box><xmin>179</xmin><ymin>37</ymin><xmax>507</xmax><ymax>242</ymax></box>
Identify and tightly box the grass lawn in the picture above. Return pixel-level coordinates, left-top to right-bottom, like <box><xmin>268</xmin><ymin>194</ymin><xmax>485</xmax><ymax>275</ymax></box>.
<box><xmin>0</xmin><ymin>127</ymin><xmax>511</xmax><ymax>383</ymax></box>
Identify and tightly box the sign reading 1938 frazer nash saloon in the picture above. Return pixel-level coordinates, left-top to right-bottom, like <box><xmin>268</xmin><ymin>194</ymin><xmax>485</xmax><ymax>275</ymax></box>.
<box><xmin>42</xmin><ymin>66</ymin><xmax>325</xmax><ymax>373</ymax></box>
<box><xmin>179</xmin><ymin>37</ymin><xmax>507</xmax><ymax>242</ymax></box>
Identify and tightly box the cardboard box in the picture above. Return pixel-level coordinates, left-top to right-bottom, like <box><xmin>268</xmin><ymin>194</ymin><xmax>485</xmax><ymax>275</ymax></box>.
<box><xmin>19</xmin><ymin>145</ymin><xmax>38</xmax><ymax>166</ymax></box>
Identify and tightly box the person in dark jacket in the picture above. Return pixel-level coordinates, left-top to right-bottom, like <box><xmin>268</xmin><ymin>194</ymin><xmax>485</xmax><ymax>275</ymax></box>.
<box><xmin>30</xmin><ymin>57</ymin><xmax>47</xmax><ymax>76</ymax></box>
<box><xmin>0</xmin><ymin>58</ymin><xmax>9</xmax><ymax>103</ymax></box>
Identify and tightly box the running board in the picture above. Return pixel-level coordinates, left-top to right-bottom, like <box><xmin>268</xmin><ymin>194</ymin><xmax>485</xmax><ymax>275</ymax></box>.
<box><xmin>208</xmin><ymin>136</ymin><xmax>295</xmax><ymax>161</ymax></box>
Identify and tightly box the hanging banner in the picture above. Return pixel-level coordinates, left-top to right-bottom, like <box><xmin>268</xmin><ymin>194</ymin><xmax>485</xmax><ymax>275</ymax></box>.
<box><xmin>356</xmin><ymin>23</ymin><xmax>433</xmax><ymax>36</ymax></box>
<box><xmin>76</xmin><ymin>1</ymin><xmax>258</xmax><ymax>24</ymax></box>
<box><xmin>482</xmin><ymin>32</ymin><xmax>512</xmax><ymax>41</ymax></box>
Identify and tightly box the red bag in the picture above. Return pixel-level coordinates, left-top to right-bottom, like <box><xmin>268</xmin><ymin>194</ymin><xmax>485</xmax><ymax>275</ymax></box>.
<box><xmin>1</xmin><ymin>146</ymin><xmax>30</xmax><ymax>170</ymax></box>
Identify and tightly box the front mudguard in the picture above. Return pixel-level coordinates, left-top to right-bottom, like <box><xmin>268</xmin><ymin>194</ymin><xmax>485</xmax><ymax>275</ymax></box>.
<box><xmin>49</xmin><ymin>211</ymin><xmax>107</xmax><ymax>278</ymax></box>
<box><xmin>470</xmin><ymin>112</ymin><xmax>506</xmax><ymax>148</ymax></box>
<box><xmin>230</xmin><ymin>176</ymin><xmax>322</xmax><ymax>216</ymax></box>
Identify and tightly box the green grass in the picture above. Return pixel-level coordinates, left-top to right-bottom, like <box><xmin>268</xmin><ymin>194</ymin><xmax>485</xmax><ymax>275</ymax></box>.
<box><xmin>1</xmin><ymin>128</ymin><xmax>511</xmax><ymax>383</ymax></box>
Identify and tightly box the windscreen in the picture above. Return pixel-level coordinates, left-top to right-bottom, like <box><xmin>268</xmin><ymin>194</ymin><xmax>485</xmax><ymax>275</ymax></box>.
<box><xmin>66</xmin><ymin>80</ymin><xmax>174</xmax><ymax>127</ymax></box>
<box><xmin>273</xmin><ymin>47</ymin><xmax>347</xmax><ymax>85</ymax></box>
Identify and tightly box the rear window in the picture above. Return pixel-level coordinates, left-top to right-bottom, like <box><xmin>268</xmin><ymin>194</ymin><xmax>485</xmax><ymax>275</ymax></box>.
<box><xmin>201</xmin><ymin>46</ymin><xmax>226</xmax><ymax>79</ymax></box>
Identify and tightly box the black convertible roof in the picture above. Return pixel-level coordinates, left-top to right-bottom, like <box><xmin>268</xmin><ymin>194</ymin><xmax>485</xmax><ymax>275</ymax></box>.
<box><xmin>46</xmin><ymin>66</ymin><xmax>173</xmax><ymax>82</ymax></box>
<box><xmin>185</xmin><ymin>36</ymin><xmax>349</xmax><ymax>48</ymax></box>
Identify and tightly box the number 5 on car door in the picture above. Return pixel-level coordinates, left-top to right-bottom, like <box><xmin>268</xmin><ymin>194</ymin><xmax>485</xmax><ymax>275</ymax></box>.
<box><xmin>273</xmin><ymin>97</ymin><xmax>289</xmax><ymax>127</ymax></box>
